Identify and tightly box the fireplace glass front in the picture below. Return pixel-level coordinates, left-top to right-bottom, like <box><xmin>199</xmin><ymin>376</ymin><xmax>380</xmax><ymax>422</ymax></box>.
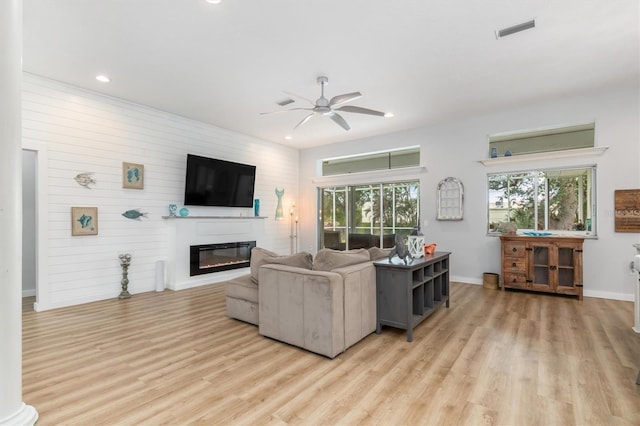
<box><xmin>190</xmin><ymin>241</ymin><xmax>256</xmax><ymax>276</ymax></box>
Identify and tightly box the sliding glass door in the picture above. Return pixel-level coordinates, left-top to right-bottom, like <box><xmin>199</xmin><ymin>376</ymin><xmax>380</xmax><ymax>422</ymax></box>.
<box><xmin>319</xmin><ymin>181</ymin><xmax>419</xmax><ymax>250</ymax></box>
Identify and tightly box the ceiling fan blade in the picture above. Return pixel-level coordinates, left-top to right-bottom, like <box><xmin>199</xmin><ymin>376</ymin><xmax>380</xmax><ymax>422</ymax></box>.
<box><xmin>329</xmin><ymin>112</ymin><xmax>350</xmax><ymax>131</ymax></box>
<box><xmin>260</xmin><ymin>107</ymin><xmax>313</xmax><ymax>115</ymax></box>
<box><xmin>329</xmin><ymin>92</ymin><xmax>362</xmax><ymax>107</ymax></box>
<box><xmin>335</xmin><ymin>105</ymin><xmax>385</xmax><ymax>116</ymax></box>
<box><xmin>294</xmin><ymin>113</ymin><xmax>314</xmax><ymax>129</ymax></box>
<box><xmin>283</xmin><ymin>91</ymin><xmax>316</xmax><ymax>107</ymax></box>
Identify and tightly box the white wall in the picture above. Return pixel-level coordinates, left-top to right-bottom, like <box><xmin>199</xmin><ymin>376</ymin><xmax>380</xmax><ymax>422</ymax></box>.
<box><xmin>22</xmin><ymin>74</ymin><xmax>299</xmax><ymax>311</ymax></box>
<box><xmin>299</xmin><ymin>85</ymin><xmax>640</xmax><ymax>301</ymax></box>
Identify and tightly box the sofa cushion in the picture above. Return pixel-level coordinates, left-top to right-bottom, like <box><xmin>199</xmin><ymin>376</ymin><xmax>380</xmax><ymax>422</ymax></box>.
<box><xmin>225</xmin><ymin>274</ymin><xmax>258</xmax><ymax>303</ymax></box>
<box><xmin>313</xmin><ymin>248</ymin><xmax>370</xmax><ymax>272</ymax></box>
<box><xmin>250</xmin><ymin>247</ymin><xmax>313</xmax><ymax>284</ymax></box>
<box><xmin>368</xmin><ymin>246</ymin><xmax>395</xmax><ymax>261</ymax></box>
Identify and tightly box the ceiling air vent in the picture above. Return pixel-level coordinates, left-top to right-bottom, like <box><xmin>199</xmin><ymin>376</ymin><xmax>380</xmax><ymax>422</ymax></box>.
<box><xmin>496</xmin><ymin>19</ymin><xmax>536</xmax><ymax>39</ymax></box>
<box><xmin>276</xmin><ymin>98</ymin><xmax>295</xmax><ymax>106</ymax></box>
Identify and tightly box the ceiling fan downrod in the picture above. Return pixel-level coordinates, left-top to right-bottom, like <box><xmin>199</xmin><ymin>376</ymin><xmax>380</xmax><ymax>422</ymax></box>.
<box><xmin>315</xmin><ymin>76</ymin><xmax>331</xmax><ymax>113</ymax></box>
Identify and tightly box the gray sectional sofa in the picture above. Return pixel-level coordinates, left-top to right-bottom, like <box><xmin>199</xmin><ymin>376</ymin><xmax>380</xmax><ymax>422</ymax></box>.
<box><xmin>225</xmin><ymin>246</ymin><xmax>391</xmax><ymax>358</ymax></box>
<box><xmin>225</xmin><ymin>248</ymin><xmax>312</xmax><ymax>326</ymax></box>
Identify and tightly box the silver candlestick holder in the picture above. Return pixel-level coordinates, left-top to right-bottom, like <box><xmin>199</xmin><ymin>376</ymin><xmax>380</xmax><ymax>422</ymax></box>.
<box><xmin>118</xmin><ymin>253</ymin><xmax>132</xmax><ymax>299</ymax></box>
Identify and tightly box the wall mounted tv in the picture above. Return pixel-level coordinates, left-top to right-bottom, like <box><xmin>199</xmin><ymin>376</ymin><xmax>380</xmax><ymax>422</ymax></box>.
<box><xmin>184</xmin><ymin>154</ymin><xmax>256</xmax><ymax>207</ymax></box>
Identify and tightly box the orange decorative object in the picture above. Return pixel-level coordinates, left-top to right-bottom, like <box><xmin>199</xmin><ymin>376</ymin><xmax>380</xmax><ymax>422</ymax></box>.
<box><xmin>424</xmin><ymin>243</ymin><xmax>437</xmax><ymax>255</ymax></box>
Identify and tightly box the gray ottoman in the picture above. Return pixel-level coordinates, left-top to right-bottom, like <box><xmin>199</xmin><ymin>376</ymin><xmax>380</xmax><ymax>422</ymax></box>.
<box><xmin>225</xmin><ymin>274</ymin><xmax>258</xmax><ymax>325</ymax></box>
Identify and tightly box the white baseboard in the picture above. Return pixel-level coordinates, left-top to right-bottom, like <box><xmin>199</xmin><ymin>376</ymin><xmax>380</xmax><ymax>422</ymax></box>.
<box><xmin>583</xmin><ymin>289</ymin><xmax>634</xmax><ymax>302</ymax></box>
<box><xmin>22</xmin><ymin>289</ymin><xmax>36</xmax><ymax>298</ymax></box>
<box><xmin>451</xmin><ymin>276</ymin><xmax>633</xmax><ymax>301</ymax></box>
<box><xmin>169</xmin><ymin>268</ymin><xmax>249</xmax><ymax>291</ymax></box>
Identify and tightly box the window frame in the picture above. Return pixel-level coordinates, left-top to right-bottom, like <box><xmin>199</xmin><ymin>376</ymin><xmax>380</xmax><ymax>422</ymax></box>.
<box><xmin>488</xmin><ymin>122</ymin><xmax>595</xmax><ymax>158</ymax></box>
<box><xmin>486</xmin><ymin>165</ymin><xmax>597</xmax><ymax>238</ymax></box>
<box><xmin>318</xmin><ymin>180</ymin><xmax>421</xmax><ymax>250</ymax></box>
<box><xmin>321</xmin><ymin>146</ymin><xmax>420</xmax><ymax>176</ymax></box>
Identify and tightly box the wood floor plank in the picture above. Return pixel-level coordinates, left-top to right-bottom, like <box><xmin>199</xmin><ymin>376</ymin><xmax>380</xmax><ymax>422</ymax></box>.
<box><xmin>22</xmin><ymin>282</ymin><xmax>640</xmax><ymax>425</ymax></box>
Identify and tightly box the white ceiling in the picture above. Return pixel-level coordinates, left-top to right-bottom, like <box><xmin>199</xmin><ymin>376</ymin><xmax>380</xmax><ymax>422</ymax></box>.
<box><xmin>23</xmin><ymin>0</ymin><xmax>639</xmax><ymax>149</ymax></box>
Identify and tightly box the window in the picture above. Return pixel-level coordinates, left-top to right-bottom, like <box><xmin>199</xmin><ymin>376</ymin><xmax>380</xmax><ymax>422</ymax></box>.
<box><xmin>488</xmin><ymin>123</ymin><xmax>595</xmax><ymax>158</ymax></box>
<box><xmin>488</xmin><ymin>166</ymin><xmax>596</xmax><ymax>236</ymax></box>
<box><xmin>322</xmin><ymin>147</ymin><xmax>419</xmax><ymax>176</ymax></box>
<box><xmin>320</xmin><ymin>181</ymin><xmax>420</xmax><ymax>250</ymax></box>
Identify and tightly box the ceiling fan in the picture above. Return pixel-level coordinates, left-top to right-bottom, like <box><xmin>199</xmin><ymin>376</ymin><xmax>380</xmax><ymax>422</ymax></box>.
<box><xmin>262</xmin><ymin>76</ymin><xmax>386</xmax><ymax>131</ymax></box>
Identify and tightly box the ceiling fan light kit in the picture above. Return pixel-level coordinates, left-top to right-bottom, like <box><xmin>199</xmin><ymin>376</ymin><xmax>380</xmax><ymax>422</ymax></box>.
<box><xmin>262</xmin><ymin>76</ymin><xmax>388</xmax><ymax>132</ymax></box>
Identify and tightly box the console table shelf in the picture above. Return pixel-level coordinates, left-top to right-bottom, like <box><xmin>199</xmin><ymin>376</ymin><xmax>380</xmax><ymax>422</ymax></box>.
<box><xmin>374</xmin><ymin>252</ymin><xmax>451</xmax><ymax>342</ymax></box>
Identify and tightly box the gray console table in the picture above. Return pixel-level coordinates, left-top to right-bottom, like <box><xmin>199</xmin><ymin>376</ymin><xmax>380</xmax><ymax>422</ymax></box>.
<box><xmin>374</xmin><ymin>252</ymin><xmax>451</xmax><ymax>342</ymax></box>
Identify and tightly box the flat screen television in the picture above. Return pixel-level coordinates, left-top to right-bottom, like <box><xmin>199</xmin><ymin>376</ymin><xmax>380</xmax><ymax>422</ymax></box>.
<box><xmin>184</xmin><ymin>154</ymin><xmax>256</xmax><ymax>207</ymax></box>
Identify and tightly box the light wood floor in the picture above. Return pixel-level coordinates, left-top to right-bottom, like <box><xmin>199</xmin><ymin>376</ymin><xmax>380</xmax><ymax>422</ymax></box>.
<box><xmin>22</xmin><ymin>282</ymin><xmax>640</xmax><ymax>425</ymax></box>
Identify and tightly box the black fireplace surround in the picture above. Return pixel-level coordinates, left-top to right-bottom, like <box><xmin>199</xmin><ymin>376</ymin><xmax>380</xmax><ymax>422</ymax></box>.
<box><xmin>190</xmin><ymin>241</ymin><xmax>256</xmax><ymax>276</ymax></box>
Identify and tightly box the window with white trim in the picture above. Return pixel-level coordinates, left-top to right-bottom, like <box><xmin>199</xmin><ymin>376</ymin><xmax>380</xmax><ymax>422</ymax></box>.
<box><xmin>320</xmin><ymin>181</ymin><xmax>420</xmax><ymax>250</ymax></box>
<box><xmin>488</xmin><ymin>123</ymin><xmax>595</xmax><ymax>158</ymax></box>
<box><xmin>322</xmin><ymin>147</ymin><xmax>419</xmax><ymax>176</ymax></box>
<box><xmin>488</xmin><ymin>166</ymin><xmax>596</xmax><ymax>236</ymax></box>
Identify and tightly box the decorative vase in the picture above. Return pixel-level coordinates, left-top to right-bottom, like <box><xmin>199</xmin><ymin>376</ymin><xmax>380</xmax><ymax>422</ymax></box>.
<box><xmin>424</xmin><ymin>243</ymin><xmax>437</xmax><ymax>255</ymax></box>
<box><xmin>275</xmin><ymin>188</ymin><xmax>284</xmax><ymax>220</ymax></box>
<box><xmin>168</xmin><ymin>203</ymin><xmax>177</xmax><ymax>217</ymax></box>
<box><xmin>254</xmin><ymin>199</ymin><xmax>260</xmax><ymax>217</ymax></box>
<box><xmin>490</xmin><ymin>147</ymin><xmax>498</xmax><ymax>158</ymax></box>
<box><xmin>179</xmin><ymin>207</ymin><xmax>189</xmax><ymax>217</ymax></box>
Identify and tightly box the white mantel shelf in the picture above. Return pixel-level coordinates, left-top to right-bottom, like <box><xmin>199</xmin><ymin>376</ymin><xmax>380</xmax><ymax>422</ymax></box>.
<box><xmin>162</xmin><ymin>216</ymin><xmax>268</xmax><ymax>219</ymax></box>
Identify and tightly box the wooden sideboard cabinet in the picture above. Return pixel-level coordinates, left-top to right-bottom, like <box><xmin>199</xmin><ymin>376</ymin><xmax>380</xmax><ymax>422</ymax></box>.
<box><xmin>500</xmin><ymin>235</ymin><xmax>584</xmax><ymax>299</ymax></box>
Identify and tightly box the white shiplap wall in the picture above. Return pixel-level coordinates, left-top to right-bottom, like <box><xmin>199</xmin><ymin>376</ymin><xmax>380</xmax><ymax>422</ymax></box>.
<box><xmin>22</xmin><ymin>73</ymin><xmax>299</xmax><ymax>311</ymax></box>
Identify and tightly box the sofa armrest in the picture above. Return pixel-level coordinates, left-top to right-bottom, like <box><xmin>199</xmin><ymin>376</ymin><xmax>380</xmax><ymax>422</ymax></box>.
<box><xmin>331</xmin><ymin>261</ymin><xmax>377</xmax><ymax>348</ymax></box>
<box><xmin>258</xmin><ymin>264</ymin><xmax>345</xmax><ymax>358</ymax></box>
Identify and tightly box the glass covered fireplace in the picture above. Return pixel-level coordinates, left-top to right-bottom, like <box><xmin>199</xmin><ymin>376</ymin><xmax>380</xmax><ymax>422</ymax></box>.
<box><xmin>190</xmin><ymin>241</ymin><xmax>256</xmax><ymax>276</ymax></box>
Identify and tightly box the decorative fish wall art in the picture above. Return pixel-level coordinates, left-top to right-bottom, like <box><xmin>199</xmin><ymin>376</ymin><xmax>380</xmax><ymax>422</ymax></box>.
<box><xmin>122</xmin><ymin>209</ymin><xmax>148</xmax><ymax>220</ymax></box>
<box><xmin>74</xmin><ymin>172</ymin><xmax>96</xmax><ymax>189</ymax></box>
<box><xmin>77</xmin><ymin>214</ymin><xmax>93</xmax><ymax>229</ymax></box>
<box><xmin>71</xmin><ymin>206</ymin><xmax>98</xmax><ymax>236</ymax></box>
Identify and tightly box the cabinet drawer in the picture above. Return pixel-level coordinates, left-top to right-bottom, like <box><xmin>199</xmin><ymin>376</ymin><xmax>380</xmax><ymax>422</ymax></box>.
<box><xmin>503</xmin><ymin>242</ymin><xmax>526</xmax><ymax>258</ymax></box>
<box><xmin>503</xmin><ymin>273</ymin><xmax>527</xmax><ymax>286</ymax></box>
<box><xmin>503</xmin><ymin>257</ymin><xmax>526</xmax><ymax>273</ymax></box>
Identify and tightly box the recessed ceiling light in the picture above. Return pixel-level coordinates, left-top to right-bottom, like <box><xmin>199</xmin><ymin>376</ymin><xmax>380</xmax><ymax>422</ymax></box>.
<box><xmin>205</xmin><ymin>0</ymin><xmax>222</xmax><ymax>4</ymax></box>
<box><xmin>95</xmin><ymin>74</ymin><xmax>111</xmax><ymax>83</ymax></box>
<box><xmin>284</xmin><ymin>135</ymin><xmax>293</xmax><ymax>140</ymax></box>
<box><xmin>384</xmin><ymin>112</ymin><xmax>395</xmax><ymax>118</ymax></box>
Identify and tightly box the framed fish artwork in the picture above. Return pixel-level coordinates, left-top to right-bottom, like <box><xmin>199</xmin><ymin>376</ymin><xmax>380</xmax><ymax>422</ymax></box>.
<box><xmin>122</xmin><ymin>162</ymin><xmax>144</xmax><ymax>190</ymax></box>
<box><xmin>71</xmin><ymin>207</ymin><xmax>98</xmax><ymax>236</ymax></box>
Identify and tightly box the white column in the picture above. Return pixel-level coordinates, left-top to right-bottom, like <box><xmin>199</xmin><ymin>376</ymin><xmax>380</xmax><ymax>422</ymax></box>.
<box><xmin>0</xmin><ymin>1</ymin><xmax>38</xmax><ymax>424</ymax></box>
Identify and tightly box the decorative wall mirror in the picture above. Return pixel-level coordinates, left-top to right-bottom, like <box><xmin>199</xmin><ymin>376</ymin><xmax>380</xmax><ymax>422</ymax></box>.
<box><xmin>437</xmin><ymin>177</ymin><xmax>463</xmax><ymax>220</ymax></box>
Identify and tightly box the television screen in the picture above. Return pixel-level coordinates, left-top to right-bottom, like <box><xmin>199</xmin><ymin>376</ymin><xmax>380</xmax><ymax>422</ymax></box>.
<box><xmin>184</xmin><ymin>154</ymin><xmax>256</xmax><ymax>207</ymax></box>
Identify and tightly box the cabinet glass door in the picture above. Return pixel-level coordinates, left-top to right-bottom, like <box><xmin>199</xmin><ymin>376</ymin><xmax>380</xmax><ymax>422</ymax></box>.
<box><xmin>532</xmin><ymin>245</ymin><xmax>550</xmax><ymax>287</ymax></box>
<box><xmin>557</xmin><ymin>247</ymin><xmax>575</xmax><ymax>288</ymax></box>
